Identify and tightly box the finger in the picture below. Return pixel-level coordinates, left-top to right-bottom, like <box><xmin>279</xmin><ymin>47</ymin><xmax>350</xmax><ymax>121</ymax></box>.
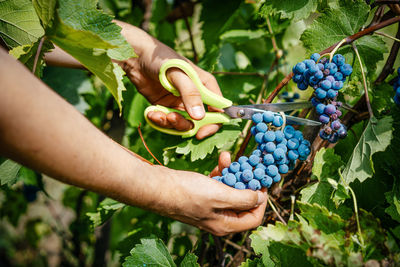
<box><xmin>209</xmin><ymin>151</ymin><xmax>231</xmax><ymax>177</ymax></box>
<box><xmin>147</xmin><ymin>111</ymin><xmax>173</xmax><ymax>129</ymax></box>
<box><xmin>196</xmin><ymin>124</ymin><xmax>221</xmax><ymax>140</ymax></box>
<box><xmin>167</xmin><ymin>68</ymin><xmax>205</xmax><ymax>120</ymax></box>
<box><xmin>166</xmin><ymin>112</ymin><xmax>193</xmax><ymax>131</ymax></box>
<box><xmin>215</xmin><ymin>188</ymin><xmax>267</xmax><ymax>211</ymax></box>
<box><xmin>215</xmin><ymin>197</ymin><xmax>268</xmax><ymax>235</ymax></box>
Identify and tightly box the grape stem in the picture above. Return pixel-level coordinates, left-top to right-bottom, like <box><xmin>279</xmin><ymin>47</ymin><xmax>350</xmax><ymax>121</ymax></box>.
<box><xmin>289</xmin><ymin>195</ymin><xmax>295</xmax><ymax>221</ymax></box>
<box><xmin>32</xmin><ymin>36</ymin><xmax>46</xmax><ymax>75</ymax></box>
<box><xmin>267</xmin><ymin>195</ymin><xmax>287</xmax><ymax>225</ymax></box>
<box><xmin>352</xmin><ymin>43</ymin><xmax>374</xmax><ymax>118</ymax></box>
<box><xmin>375</xmin><ymin>31</ymin><xmax>400</xmax><ymax>42</ymax></box>
<box><xmin>338</xmin><ymin>170</ymin><xmax>365</xmax><ymax>249</ymax></box>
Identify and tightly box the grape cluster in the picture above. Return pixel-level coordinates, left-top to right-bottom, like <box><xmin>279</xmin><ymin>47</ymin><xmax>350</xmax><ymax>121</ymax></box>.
<box><xmin>213</xmin><ymin>112</ymin><xmax>311</xmax><ymax>191</ymax></box>
<box><xmin>393</xmin><ymin>67</ymin><xmax>400</xmax><ymax>106</ymax></box>
<box><xmin>292</xmin><ymin>53</ymin><xmax>352</xmax><ymax>143</ymax></box>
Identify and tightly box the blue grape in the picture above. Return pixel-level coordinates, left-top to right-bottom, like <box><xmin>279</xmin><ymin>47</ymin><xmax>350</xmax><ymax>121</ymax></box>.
<box><xmin>256</xmin><ymin>163</ymin><xmax>266</xmax><ymax>170</ymax></box>
<box><xmin>248</xmin><ymin>179</ymin><xmax>261</xmax><ymax>191</ymax></box>
<box><xmin>316</xmin><ymin>103</ymin><xmax>326</xmax><ymax>114</ymax></box>
<box><xmin>249</xmin><ymin>155</ymin><xmax>260</xmax><ymax>166</ymax></box>
<box><xmin>253</xmin><ymin>168</ymin><xmax>265</xmax><ymax>180</ymax></box>
<box><xmin>273</xmin><ymin>148</ymin><xmax>285</xmax><ymax>160</ymax></box>
<box><xmin>255</xmin><ymin>132</ymin><xmax>264</xmax><ymax>144</ymax></box>
<box><xmin>240</xmin><ymin>162</ymin><xmax>252</xmax><ymax>171</ymax></box>
<box><xmin>266</xmin><ymin>165</ymin><xmax>279</xmax><ymax>177</ymax></box>
<box><xmin>287</xmin><ymin>138</ymin><xmax>300</xmax><ymax>150</ymax></box>
<box><xmin>223</xmin><ymin>173</ymin><xmax>236</xmax><ymax>186</ymax></box>
<box><xmin>238</xmin><ymin>156</ymin><xmax>248</xmax><ymax>164</ymax></box>
<box><xmin>310</xmin><ymin>53</ymin><xmax>320</xmax><ymax>62</ymax></box>
<box><xmin>263</xmin><ymin>111</ymin><xmax>274</xmax><ymax>123</ymax></box>
<box><xmin>241</xmin><ymin>169</ymin><xmax>254</xmax><ymax>182</ymax></box>
<box><xmin>229</xmin><ymin>162</ymin><xmax>240</xmax><ymax>173</ymax></box>
<box><xmin>272</xmin><ymin>116</ymin><xmax>283</xmax><ymax>127</ymax></box>
<box><xmin>283</xmin><ymin>125</ymin><xmax>295</xmax><ymax>139</ymax></box>
<box><xmin>252</xmin><ymin>149</ymin><xmax>262</xmax><ymax>157</ymax></box>
<box><xmin>234</xmin><ymin>182</ymin><xmax>246</xmax><ymax>190</ymax></box>
<box><xmin>276</xmin><ymin>143</ymin><xmax>288</xmax><ymax>153</ymax></box>
<box><xmin>265</xmin><ymin>142</ymin><xmax>276</xmax><ymax>153</ymax></box>
<box><xmin>315</xmin><ymin>88</ymin><xmax>327</xmax><ymax>99</ymax></box>
<box><xmin>264</xmin><ymin>131</ymin><xmax>276</xmax><ymax>142</ymax></box>
<box><xmin>333</xmin><ymin>54</ymin><xmax>345</xmax><ymax>66</ymax></box>
<box><xmin>288</xmin><ymin>150</ymin><xmax>299</xmax><ymax>161</ymax></box>
<box><xmin>260</xmin><ymin>175</ymin><xmax>273</xmax><ymax>188</ymax></box>
<box><xmin>275</xmin><ymin>131</ymin><xmax>284</xmax><ymax>143</ymax></box>
<box><xmin>222</xmin><ymin>168</ymin><xmax>229</xmax><ymax>176</ymax></box>
<box><xmin>324</xmin><ymin>104</ymin><xmax>336</xmax><ymax>115</ymax></box>
<box><xmin>294</xmin><ymin>62</ymin><xmax>306</xmax><ymax>74</ymax></box>
<box><xmin>293</xmin><ymin>130</ymin><xmax>303</xmax><ymax>141</ymax></box>
<box><xmin>235</xmin><ymin>172</ymin><xmax>242</xmax><ymax>181</ymax></box>
<box><xmin>273</xmin><ymin>173</ymin><xmax>281</xmax><ymax>183</ymax></box>
<box><xmin>341</xmin><ymin>64</ymin><xmax>353</xmax><ymax>76</ymax></box>
<box><xmin>263</xmin><ymin>154</ymin><xmax>275</xmax><ymax>165</ymax></box>
<box><xmin>252</xmin><ymin>113</ymin><xmax>263</xmax><ymax>123</ymax></box>
<box><xmin>256</xmin><ymin>122</ymin><xmax>268</xmax><ymax>132</ymax></box>
<box><xmin>327</xmin><ymin>89</ymin><xmax>337</xmax><ymax>99</ymax></box>
<box><xmin>279</xmin><ymin>164</ymin><xmax>289</xmax><ymax>174</ymax></box>
<box><xmin>320</xmin><ymin>80</ymin><xmax>332</xmax><ymax>90</ymax></box>
<box><xmin>319</xmin><ymin>114</ymin><xmax>330</xmax><ymax>124</ymax></box>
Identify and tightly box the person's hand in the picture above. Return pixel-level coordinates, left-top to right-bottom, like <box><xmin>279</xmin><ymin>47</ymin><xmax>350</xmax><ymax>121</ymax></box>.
<box><xmin>116</xmin><ymin>21</ymin><xmax>223</xmax><ymax>140</ymax></box>
<box><xmin>148</xmin><ymin>152</ymin><xmax>268</xmax><ymax>236</ymax></box>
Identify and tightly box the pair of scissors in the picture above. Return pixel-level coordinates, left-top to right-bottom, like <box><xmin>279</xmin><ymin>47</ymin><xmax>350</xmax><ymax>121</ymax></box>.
<box><xmin>144</xmin><ymin>59</ymin><xmax>321</xmax><ymax>138</ymax></box>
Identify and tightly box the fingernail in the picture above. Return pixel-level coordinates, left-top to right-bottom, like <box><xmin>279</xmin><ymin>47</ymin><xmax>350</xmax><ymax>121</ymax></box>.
<box><xmin>191</xmin><ymin>106</ymin><xmax>204</xmax><ymax>119</ymax></box>
<box><xmin>257</xmin><ymin>191</ymin><xmax>266</xmax><ymax>206</ymax></box>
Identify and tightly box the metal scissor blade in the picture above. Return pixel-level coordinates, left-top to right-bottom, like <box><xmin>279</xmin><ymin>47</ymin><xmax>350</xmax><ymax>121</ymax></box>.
<box><xmin>239</xmin><ymin>101</ymin><xmax>313</xmax><ymax>112</ymax></box>
<box><xmin>224</xmin><ymin>106</ymin><xmax>321</xmax><ymax>126</ymax></box>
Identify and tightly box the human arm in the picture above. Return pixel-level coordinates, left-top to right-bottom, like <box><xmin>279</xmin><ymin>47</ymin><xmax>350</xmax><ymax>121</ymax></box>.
<box><xmin>0</xmin><ymin>48</ymin><xmax>267</xmax><ymax>236</ymax></box>
<box><xmin>45</xmin><ymin>20</ymin><xmax>223</xmax><ymax>139</ymax></box>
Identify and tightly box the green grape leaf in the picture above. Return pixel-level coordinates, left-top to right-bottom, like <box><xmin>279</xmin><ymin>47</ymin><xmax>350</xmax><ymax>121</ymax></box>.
<box><xmin>0</xmin><ymin>0</ymin><xmax>44</xmax><ymax>48</ymax></box>
<box><xmin>9</xmin><ymin>39</ymin><xmax>54</xmax><ymax>77</ymax></box>
<box><xmin>0</xmin><ymin>159</ymin><xmax>22</xmax><ymax>186</ymax></box>
<box><xmin>122</xmin><ymin>238</ymin><xmax>176</xmax><ymax>267</ymax></box>
<box><xmin>87</xmin><ymin>198</ymin><xmax>125</xmax><ymax>228</ymax></box>
<box><xmin>300</xmin><ymin>0</ymin><xmax>386</xmax><ymax>76</ymax></box>
<box><xmin>220</xmin><ymin>29</ymin><xmax>266</xmax><ymax>44</ymax></box>
<box><xmin>342</xmin><ymin>116</ymin><xmax>393</xmax><ymax>184</ymax></box>
<box><xmin>385</xmin><ymin>180</ymin><xmax>400</xmax><ymax>223</ymax></box>
<box><xmin>56</xmin><ymin>0</ymin><xmax>135</xmax><ymax>61</ymax></box>
<box><xmin>261</xmin><ymin>0</ymin><xmax>319</xmax><ymax>21</ymax></box>
<box><xmin>179</xmin><ymin>252</ymin><xmax>199</xmax><ymax>267</ymax></box>
<box><xmin>32</xmin><ymin>0</ymin><xmax>56</xmax><ymax>29</ymax></box>
<box><xmin>300</xmin><ymin>148</ymin><xmax>351</xmax><ymax>216</ymax></box>
<box><xmin>48</xmin><ymin>0</ymin><xmax>136</xmax><ymax>111</ymax></box>
<box><xmin>297</xmin><ymin>202</ymin><xmax>346</xmax><ymax>234</ymax></box>
<box><xmin>311</xmin><ymin>148</ymin><xmax>344</xmax><ymax>181</ymax></box>
<box><xmin>164</xmin><ymin>125</ymin><xmax>241</xmax><ymax>162</ymax></box>
<box><xmin>200</xmin><ymin>0</ymin><xmax>242</xmax><ymax>50</ymax></box>
<box><xmin>41</xmin><ymin>66</ymin><xmax>94</xmax><ymax>113</ymax></box>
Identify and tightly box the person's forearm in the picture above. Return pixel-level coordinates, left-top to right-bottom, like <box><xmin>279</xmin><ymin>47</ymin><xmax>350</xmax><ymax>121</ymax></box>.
<box><xmin>0</xmin><ymin>48</ymin><xmax>160</xmax><ymax>207</ymax></box>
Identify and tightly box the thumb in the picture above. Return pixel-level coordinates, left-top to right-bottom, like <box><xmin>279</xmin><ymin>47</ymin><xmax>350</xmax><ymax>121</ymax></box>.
<box><xmin>216</xmin><ymin>187</ymin><xmax>267</xmax><ymax>211</ymax></box>
<box><xmin>167</xmin><ymin>68</ymin><xmax>205</xmax><ymax>120</ymax></box>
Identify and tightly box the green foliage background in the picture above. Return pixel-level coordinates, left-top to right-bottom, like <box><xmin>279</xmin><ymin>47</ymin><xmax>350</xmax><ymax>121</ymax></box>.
<box><xmin>1</xmin><ymin>0</ymin><xmax>400</xmax><ymax>266</ymax></box>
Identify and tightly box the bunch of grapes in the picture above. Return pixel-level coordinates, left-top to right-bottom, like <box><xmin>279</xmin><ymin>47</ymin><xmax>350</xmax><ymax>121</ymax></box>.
<box><xmin>292</xmin><ymin>53</ymin><xmax>352</xmax><ymax>143</ymax></box>
<box><xmin>213</xmin><ymin>112</ymin><xmax>311</xmax><ymax>191</ymax></box>
<box><xmin>393</xmin><ymin>67</ymin><xmax>400</xmax><ymax>106</ymax></box>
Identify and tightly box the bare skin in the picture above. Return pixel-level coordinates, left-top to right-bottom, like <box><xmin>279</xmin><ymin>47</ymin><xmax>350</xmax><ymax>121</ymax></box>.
<box><xmin>45</xmin><ymin>20</ymin><xmax>222</xmax><ymax>140</ymax></box>
<box><xmin>0</xmin><ymin>47</ymin><xmax>267</xmax><ymax>236</ymax></box>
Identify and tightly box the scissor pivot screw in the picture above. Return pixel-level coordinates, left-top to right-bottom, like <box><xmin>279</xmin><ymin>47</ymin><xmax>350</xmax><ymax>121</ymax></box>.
<box><xmin>238</xmin><ymin>109</ymin><xmax>245</xmax><ymax>117</ymax></box>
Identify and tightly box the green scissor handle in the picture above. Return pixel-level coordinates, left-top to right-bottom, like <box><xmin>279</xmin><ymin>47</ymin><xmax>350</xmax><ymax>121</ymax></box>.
<box><xmin>158</xmin><ymin>59</ymin><xmax>232</xmax><ymax>109</ymax></box>
<box><xmin>144</xmin><ymin>105</ymin><xmax>231</xmax><ymax>138</ymax></box>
